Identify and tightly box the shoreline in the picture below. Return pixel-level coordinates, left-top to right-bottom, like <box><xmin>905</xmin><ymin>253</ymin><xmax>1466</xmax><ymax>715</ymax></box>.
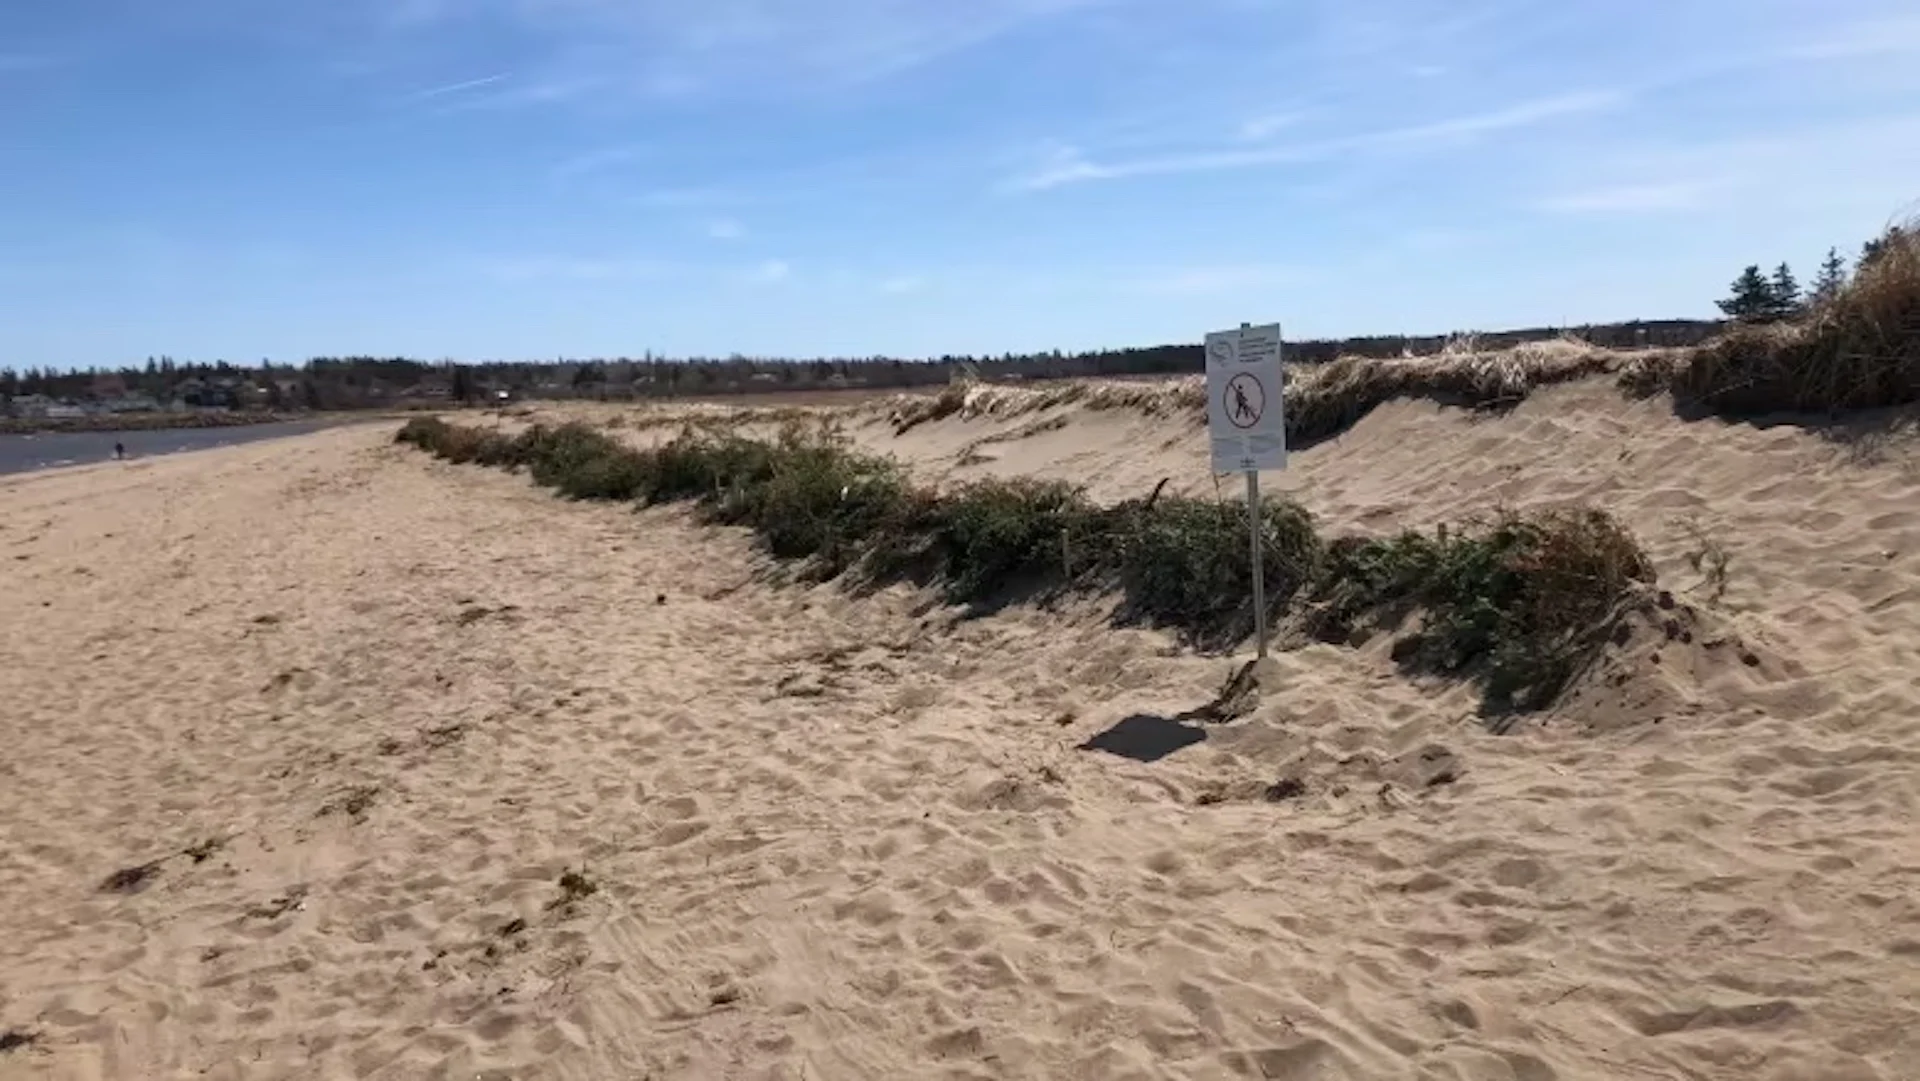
<box><xmin>0</xmin><ymin>416</ymin><xmax>389</xmax><ymax>478</ymax></box>
<box><xmin>0</xmin><ymin>411</ymin><xmax>318</xmax><ymax>436</ymax></box>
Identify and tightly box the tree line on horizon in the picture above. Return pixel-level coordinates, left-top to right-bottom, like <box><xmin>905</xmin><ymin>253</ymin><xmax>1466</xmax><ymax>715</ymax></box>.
<box><xmin>0</xmin><ymin>319</ymin><xmax>1723</xmax><ymax>413</ymax></box>
<box><xmin>6</xmin><ymin>221</ymin><xmax>1909</xmax><ymax>415</ymax></box>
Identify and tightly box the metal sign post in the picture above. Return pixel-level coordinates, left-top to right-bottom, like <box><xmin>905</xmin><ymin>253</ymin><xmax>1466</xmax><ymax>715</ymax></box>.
<box><xmin>1247</xmin><ymin>468</ymin><xmax>1268</xmax><ymax>657</ymax></box>
<box><xmin>1205</xmin><ymin>322</ymin><xmax>1288</xmax><ymax>659</ymax></box>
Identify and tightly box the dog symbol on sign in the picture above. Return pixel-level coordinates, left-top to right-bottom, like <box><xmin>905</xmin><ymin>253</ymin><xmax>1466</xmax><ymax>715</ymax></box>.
<box><xmin>1224</xmin><ymin>373</ymin><xmax>1265</xmax><ymax>429</ymax></box>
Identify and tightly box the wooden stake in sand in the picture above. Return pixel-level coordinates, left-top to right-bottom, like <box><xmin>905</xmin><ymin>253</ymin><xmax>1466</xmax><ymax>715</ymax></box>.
<box><xmin>1206</xmin><ymin>322</ymin><xmax>1288</xmax><ymax>659</ymax></box>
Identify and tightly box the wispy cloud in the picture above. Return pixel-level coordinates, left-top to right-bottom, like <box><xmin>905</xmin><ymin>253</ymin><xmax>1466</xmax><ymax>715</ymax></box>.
<box><xmin>1524</xmin><ymin>112</ymin><xmax>1920</xmax><ymax>223</ymax></box>
<box><xmin>431</xmin><ymin>75</ymin><xmax>605</xmax><ymax>114</ymax></box>
<box><xmin>406</xmin><ymin>72</ymin><xmax>510</xmax><ymax>100</ymax></box>
<box><xmin>1014</xmin><ymin>91</ymin><xmax>1625</xmax><ymax>191</ymax></box>
<box><xmin>370</xmin><ymin>0</ymin><xmax>1106</xmax><ymax>101</ymax></box>
<box><xmin>1787</xmin><ymin>15</ymin><xmax>1920</xmax><ymax>60</ymax></box>
<box><xmin>551</xmin><ymin>145</ymin><xmax>648</xmax><ymax>183</ymax></box>
<box><xmin>468</xmin><ymin>255</ymin><xmax>669</xmax><ymax>283</ymax></box>
<box><xmin>1375</xmin><ymin>91</ymin><xmax>1624</xmax><ymax>145</ymax></box>
<box><xmin>1536</xmin><ymin>180</ymin><xmax>1718</xmax><ymax>214</ymax></box>
<box><xmin>633</xmin><ymin>186</ymin><xmax>749</xmax><ymax>209</ymax></box>
<box><xmin>879</xmin><ymin>275</ymin><xmax>926</xmax><ymax>294</ymax></box>
<box><xmin>748</xmin><ymin>259</ymin><xmax>791</xmax><ymax>284</ymax></box>
<box><xmin>706</xmin><ymin>218</ymin><xmax>746</xmax><ymax>241</ymax></box>
<box><xmin>1238</xmin><ymin>111</ymin><xmax>1306</xmax><ymax>142</ymax></box>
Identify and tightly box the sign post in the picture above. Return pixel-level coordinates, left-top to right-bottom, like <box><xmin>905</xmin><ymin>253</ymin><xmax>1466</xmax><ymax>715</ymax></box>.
<box><xmin>1206</xmin><ymin>322</ymin><xmax>1287</xmax><ymax>658</ymax></box>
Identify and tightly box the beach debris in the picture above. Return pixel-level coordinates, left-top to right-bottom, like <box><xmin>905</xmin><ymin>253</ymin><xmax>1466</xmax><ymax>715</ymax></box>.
<box><xmin>100</xmin><ymin>860</ymin><xmax>163</xmax><ymax>895</ymax></box>
<box><xmin>0</xmin><ymin>1029</ymin><xmax>39</xmax><ymax>1054</ymax></box>
<box><xmin>1263</xmin><ymin>778</ymin><xmax>1308</xmax><ymax>801</ymax></box>
<box><xmin>182</xmin><ymin>837</ymin><xmax>224</xmax><ymax>864</ymax></box>
<box><xmin>456</xmin><ymin>604</ymin><xmax>521</xmax><ymax>626</ymax></box>
<box><xmin>261</xmin><ymin>667</ymin><xmax>311</xmax><ymax>693</ymax></box>
<box><xmin>1178</xmin><ymin>658</ymin><xmax>1279</xmax><ymax>724</ymax></box>
<box><xmin>318</xmin><ymin>784</ymin><xmax>380</xmax><ymax>821</ymax></box>
<box><xmin>547</xmin><ymin>868</ymin><xmax>599</xmax><ymax>914</ymax></box>
<box><xmin>421</xmin><ymin>723</ymin><xmax>466</xmax><ymax>749</ymax></box>
<box><xmin>247</xmin><ymin>885</ymin><xmax>308</xmax><ymax>921</ymax></box>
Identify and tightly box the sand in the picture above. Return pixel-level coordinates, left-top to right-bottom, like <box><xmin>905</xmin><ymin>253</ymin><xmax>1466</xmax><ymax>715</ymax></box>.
<box><xmin>3</xmin><ymin>384</ymin><xmax>1919</xmax><ymax>1080</ymax></box>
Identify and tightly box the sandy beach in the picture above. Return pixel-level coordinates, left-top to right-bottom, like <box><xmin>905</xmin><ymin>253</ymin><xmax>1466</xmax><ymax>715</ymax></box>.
<box><xmin>4</xmin><ymin>380</ymin><xmax>1920</xmax><ymax>1080</ymax></box>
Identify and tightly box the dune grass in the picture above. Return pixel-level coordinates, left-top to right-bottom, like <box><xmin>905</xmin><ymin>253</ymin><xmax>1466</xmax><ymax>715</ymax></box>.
<box><xmin>879</xmin><ymin>335</ymin><xmax>1637</xmax><ymax>450</ymax></box>
<box><xmin>879</xmin><ymin>232</ymin><xmax>1920</xmax><ymax>443</ymax></box>
<box><xmin>397</xmin><ymin>416</ymin><xmax>1655</xmax><ymax>714</ymax></box>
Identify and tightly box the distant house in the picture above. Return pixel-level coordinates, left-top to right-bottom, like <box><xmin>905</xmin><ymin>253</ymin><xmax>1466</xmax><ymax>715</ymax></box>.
<box><xmin>172</xmin><ymin>377</ymin><xmax>240</xmax><ymax>411</ymax></box>
<box><xmin>7</xmin><ymin>393</ymin><xmax>55</xmax><ymax>418</ymax></box>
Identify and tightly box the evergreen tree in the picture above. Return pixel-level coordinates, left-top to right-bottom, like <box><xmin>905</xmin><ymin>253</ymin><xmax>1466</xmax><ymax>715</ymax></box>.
<box><xmin>1717</xmin><ymin>265</ymin><xmax>1776</xmax><ymax>321</ymax></box>
<box><xmin>1860</xmin><ymin>225</ymin><xmax>1906</xmax><ymax>273</ymax></box>
<box><xmin>450</xmin><ymin>364</ymin><xmax>474</xmax><ymax>404</ymax></box>
<box><xmin>1768</xmin><ymin>262</ymin><xmax>1801</xmax><ymax>319</ymax></box>
<box><xmin>1810</xmin><ymin>247</ymin><xmax>1848</xmax><ymax>306</ymax></box>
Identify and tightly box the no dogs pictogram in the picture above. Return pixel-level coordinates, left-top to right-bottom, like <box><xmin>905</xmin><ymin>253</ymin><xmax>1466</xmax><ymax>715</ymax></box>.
<box><xmin>1223</xmin><ymin>372</ymin><xmax>1266</xmax><ymax>429</ymax></box>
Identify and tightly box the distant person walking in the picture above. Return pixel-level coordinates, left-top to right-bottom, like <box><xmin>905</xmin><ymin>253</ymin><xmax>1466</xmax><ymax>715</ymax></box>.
<box><xmin>113</xmin><ymin>442</ymin><xmax>125</xmax><ymax>461</ymax></box>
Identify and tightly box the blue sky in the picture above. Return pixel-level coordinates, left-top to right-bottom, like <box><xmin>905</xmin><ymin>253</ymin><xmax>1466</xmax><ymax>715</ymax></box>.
<box><xmin>3</xmin><ymin>0</ymin><xmax>1918</xmax><ymax>367</ymax></box>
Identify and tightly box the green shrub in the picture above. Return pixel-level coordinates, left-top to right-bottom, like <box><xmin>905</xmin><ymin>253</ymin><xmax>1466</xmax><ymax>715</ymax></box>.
<box><xmin>554</xmin><ymin>447</ymin><xmax>655</xmax><ymax>501</ymax></box>
<box><xmin>439</xmin><ymin>425</ymin><xmax>508</xmax><ymax>466</ymax></box>
<box><xmin>514</xmin><ymin>424</ymin><xmax>625</xmax><ymax>491</ymax></box>
<box><xmin>1320</xmin><ymin>509</ymin><xmax>1652</xmax><ymax>712</ymax></box>
<box><xmin>395</xmin><ymin>416</ymin><xmax>450</xmax><ymax>447</ymax></box>
<box><xmin>1118</xmin><ymin>497</ymin><xmax>1321</xmax><ymax>634</ymax></box>
<box><xmin>714</xmin><ymin>436</ymin><xmax>910</xmax><ymax>572</ymax></box>
<box><xmin>648</xmin><ymin>430</ymin><xmax>781</xmax><ymax>505</ymax></box>
<box><xmin>1308</xmin><ymin>531</ymin><xmax>1444</xmax><ymax>644</ymax></box>
<box><xmin>470</xmin><ymin>430</ymin><xmax>520</xmax><ymax>467</ymax></box>
<box><xmin>398</xmin><ymin>417</ymin><xmax>1655</xmax><ymax>714</ymax></box>
<box><xmin>927</xmin><ymin>478</ymin><xmax>1100</xmax><ymax>603</ymax></box>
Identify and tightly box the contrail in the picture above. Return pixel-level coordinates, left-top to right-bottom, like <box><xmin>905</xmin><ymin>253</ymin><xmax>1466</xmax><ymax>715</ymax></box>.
<box><xmin>410</xmin><ymin>73</ymin><xmax>511</xmax><ymax>100</ymax></box>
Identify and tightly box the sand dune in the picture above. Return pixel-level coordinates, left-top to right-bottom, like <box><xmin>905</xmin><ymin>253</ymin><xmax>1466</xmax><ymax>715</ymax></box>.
<box><xmin>3</xmin><ymin>381</ymin><xmax>1919</xmax><ymax>1080</ymax></box>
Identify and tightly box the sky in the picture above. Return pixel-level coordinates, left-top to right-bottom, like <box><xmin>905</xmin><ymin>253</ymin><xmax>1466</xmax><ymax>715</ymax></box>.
<box><xmin>2</xmin><ymin>0</ymin><xmax>1919</xmax><ymax>367</ymax></box>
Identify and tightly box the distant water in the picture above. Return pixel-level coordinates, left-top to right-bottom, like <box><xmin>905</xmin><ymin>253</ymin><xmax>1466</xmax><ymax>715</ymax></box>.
<box><xmin>0</xmin><ymin>419</ymin><xmax>354</xmax><ymax>477</ymax></box>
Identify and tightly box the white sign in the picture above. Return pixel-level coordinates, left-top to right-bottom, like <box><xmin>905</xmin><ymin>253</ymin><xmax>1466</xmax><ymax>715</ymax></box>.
<box><xmin>1206</xmin><ymin>323</ymin><xmax>1287</xmax><ymax>473</ymax></box>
